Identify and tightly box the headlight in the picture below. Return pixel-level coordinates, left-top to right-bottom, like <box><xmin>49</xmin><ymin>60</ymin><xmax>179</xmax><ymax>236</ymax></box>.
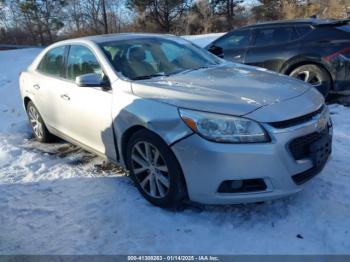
<box><xmin>179</xmin><ymin>108</ymin><xmax>269</xmax><ymax>143</ymax></box>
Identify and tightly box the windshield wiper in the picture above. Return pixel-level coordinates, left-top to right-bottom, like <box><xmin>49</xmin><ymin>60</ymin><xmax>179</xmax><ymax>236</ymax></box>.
<box><xmin>131</xmin><ymin>73</ymin><xmax>169</xmax><ymax>80</ymax></box>
<box><xmin>179</xmin><ymin>65</ymin><xmax>213</xmax><ymax>75</ymax></box>
<box><xmin>131</xmin><ymin>65</ymin><xmax>216</xmax><ymax>80</ymax></box>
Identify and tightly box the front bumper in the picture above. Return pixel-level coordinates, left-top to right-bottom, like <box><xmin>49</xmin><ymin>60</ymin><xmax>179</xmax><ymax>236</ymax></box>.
<box><xmin>171</xmin><ymin>108</ymin><xmax>332</xmax><ymax>205</ymax></box>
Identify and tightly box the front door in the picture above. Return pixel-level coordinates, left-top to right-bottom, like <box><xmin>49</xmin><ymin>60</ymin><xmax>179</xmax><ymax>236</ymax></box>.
<box><xmin>59</xmin><ymin>44</ymin><xmax>115</xmax><ymax>158</ymax></box>
<box><xmin>208</xmin><ymin>30</ymin><xmax>252</xmax><ymax>63</ymax></box>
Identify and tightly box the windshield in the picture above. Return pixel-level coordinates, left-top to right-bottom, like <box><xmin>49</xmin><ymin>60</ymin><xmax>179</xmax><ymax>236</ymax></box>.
<box><xmin>99</xmin><ymin>36</ymin><xmax>222</xmax><ymax>80</ymax></box>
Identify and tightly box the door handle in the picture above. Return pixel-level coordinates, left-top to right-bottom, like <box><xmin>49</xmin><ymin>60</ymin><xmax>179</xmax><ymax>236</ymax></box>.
<box><xmin>233</xmin><ymin>54</ymin><xmax>242</xmax><ymax>59</ymax></box>
<box><xmin>33</xmin><ymin>84</ymin><xmax>40</xmax><ymax>90</ymax></box>
<box><xmin>60</xmin><ymin>94</ymin><xmax>70</xmax><ymax>101</ymax></box>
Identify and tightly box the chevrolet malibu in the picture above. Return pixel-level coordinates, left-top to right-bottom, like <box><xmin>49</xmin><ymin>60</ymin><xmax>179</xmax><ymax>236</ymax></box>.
<box><xmin>19</xmin><ymin>34</ymin><xmax>332</xmax><ymax>207</ymax></box>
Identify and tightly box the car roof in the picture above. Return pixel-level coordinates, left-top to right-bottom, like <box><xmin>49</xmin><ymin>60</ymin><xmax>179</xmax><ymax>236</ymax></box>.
<box><xmin>240</xmin><ymin>18</ymin><xmax>350</xmax><ymax>29</ymax></box>
<box><xmin>70</xmin><ymin>33</ymin><xmax>176</xmax><ymax>44</ymax></box>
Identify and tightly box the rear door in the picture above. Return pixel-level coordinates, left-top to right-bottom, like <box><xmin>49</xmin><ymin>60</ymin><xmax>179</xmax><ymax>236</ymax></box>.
<box><xmin>209</xmin><ymin>30</ymin><xmax>252</xmax><ymax>63</ymax></box>
<box><xmin>31</xmin><ymin>45</ymin><xmax>68</xmax><ymax>130</ymax></box>
<box><xmin>245</xmin><ymin>26</ymin><xmax>300</xmax><ymax>71</ymax></box>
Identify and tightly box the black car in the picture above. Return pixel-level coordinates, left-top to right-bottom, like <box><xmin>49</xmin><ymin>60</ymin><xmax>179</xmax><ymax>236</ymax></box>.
<box><xmin>206</xmin><ymin>19</ymin><xmax>350</xmax><ymax>97</ymax></box>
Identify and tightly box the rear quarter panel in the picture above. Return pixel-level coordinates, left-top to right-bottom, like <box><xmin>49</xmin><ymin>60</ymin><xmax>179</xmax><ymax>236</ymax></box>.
<box><xmin>280</xmin><ymin>29</ymin><xmax>350</xmax><ymax>90</ymax></box>
<box><xmin>19</xmin><ymin>71</ymin><xmax>37</xmax><ymax>110</ymax></box>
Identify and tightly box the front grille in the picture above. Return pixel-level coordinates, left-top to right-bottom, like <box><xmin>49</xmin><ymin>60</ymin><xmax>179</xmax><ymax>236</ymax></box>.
<box><xmin>289</xmin><ymin>127</ymin><xmax>329</xmax><ymax>160</ymax></box>
<box><xmin>290</xmin><ymin>126</ymin><xmax>332</xmax><ymax>185</ymax></box>
<box><xmin>289</xmin><ymin>132</ymin><xmax>323</xmax><ymax>160</ymax></box>
<box><xmin>269</xmin><ymin>105</ymin><xmax>325</xmax><ymax>129</ymax></box>
<box><xmin>289</xmin><ymin>128</ymin><xmax>329</xmax><ymax>160</ymax></box>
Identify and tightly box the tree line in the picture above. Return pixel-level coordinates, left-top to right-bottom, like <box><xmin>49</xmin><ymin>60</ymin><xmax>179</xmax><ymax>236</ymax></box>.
<box><xmin>0</xmin><ymin>0</ymin><xmax>349</xmax><ymax>45</ymax></box>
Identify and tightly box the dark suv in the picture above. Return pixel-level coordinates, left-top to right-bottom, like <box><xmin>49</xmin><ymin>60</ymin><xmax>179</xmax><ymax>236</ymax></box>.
<box><xmin>206</xmin><ymin>19</ymin><xmax>350</xmax><ymax>97</ymax></box>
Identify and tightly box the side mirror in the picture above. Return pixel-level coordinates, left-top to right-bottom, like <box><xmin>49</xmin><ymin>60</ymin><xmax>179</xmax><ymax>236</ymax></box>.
<box><xmin>208</xmin><ymin>45</ymin><xmax>224</xmax><ymax>58</ymax></box>
<box><xmin>76</xmin><ymin>73</ymin><xmax>111</xmax><ymax>90</ymax></box>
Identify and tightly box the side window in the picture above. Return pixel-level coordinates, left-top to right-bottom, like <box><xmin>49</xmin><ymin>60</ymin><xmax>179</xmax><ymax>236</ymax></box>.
<box><xmin>66</xmin><ymin>45</ymin><xmax>103</xmax><ymax>81</ymax></box>
<box><xmin>295</xmin><ymin>25</ymin><xmax>313</xmax><ymax>37</ymax></box>
<box><xmin>37</xmin><ymin>46</ymin><xmax>65</xmax><ymax>77</ymax></box>
<box><xmin>214</xmin><ymin>30</ymin><xmax>251</xmax><ymax>49</ymax></box>
<box><xmin>254</xmin><ymin>27</ymin><xmax>298</xmax><ymax>47</ymax></box>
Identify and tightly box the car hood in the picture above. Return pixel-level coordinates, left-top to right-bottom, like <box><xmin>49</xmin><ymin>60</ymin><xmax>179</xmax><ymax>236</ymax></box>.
<box><xmin>131</xmin><ymin>63</ymin><xmax>312</xmax><ymax>116</ymax></box>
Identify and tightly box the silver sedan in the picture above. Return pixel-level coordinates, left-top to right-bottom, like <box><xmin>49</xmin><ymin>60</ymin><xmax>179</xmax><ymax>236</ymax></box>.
<box><xmin>19</xmin><ymin>33</ymin><xmax>333</xmax><ymax>207</ymax></box>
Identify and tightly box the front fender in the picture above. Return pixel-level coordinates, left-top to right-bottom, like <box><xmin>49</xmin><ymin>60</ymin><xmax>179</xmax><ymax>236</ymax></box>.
<box><xmin>111</xmin><ymin>87</ymin><xmax>193</xmax><ymax>166</ymax></box>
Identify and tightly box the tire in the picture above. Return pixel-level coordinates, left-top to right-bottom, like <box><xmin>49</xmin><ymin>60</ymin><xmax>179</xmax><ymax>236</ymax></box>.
<box><xmin>289</xmin><ymin>64</ymin><xmax>331</xmax><ymax>98</ymax></box>
<box><xmin>26</xmin><ymin>101</ymin><xmax>55</xmax><ymax>143</ymax></box>
<box><xmin>126</xmin><ymin>129</ymin><xmax>187</xmax><ymax>208</ymax></box>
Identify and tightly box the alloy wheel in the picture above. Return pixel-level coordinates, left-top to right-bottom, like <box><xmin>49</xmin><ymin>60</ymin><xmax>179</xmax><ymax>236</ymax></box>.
<box><xmin>131</xmin><ymin>141</ymin><xmax>170</xmax><ymax>198</ymax></box>
<box><xmin>28</xmin><ymin>105</ymin><xmax>44</xmax><ymax>139</ymax></box>
<box><xmin>291</xmin><ymin>70</ymin><xmax>322</xmax><ymax>87</ymax></box>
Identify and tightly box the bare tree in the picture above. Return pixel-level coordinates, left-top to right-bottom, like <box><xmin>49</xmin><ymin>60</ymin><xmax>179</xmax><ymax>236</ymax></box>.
<box><xmin>11</xmin><ymin>0</ymin><xmax>66</xmax><ymax>45</ymax></box>
<box><xmin>2</xmin><ymin>0</ymin><xmax>350</xmax><ymax>45</ymax></box>
<box><xmin>195</xmin><ymin>0</ymin><xmax>212</xmax><ymax>33</ymax></box>
<box><xmin>0</xmin><ymin>0</ymin><xmax>7</xmax><ymax>41</ymax></box>
<box><xmin>65</xmin><ymin>0</ymin><xmax>84</xmax><ymax>33</ymax></box>
<box><xmin>211</xmin><ymin>0</ymin><xmax>245</xmax><ymax>29</ymax></box>
<box><xmin>127</xmin><ymin>0</ymin><xmax>190</xmax><ymax>32</ymax></box>
<box><xmin>101</xmin><ymin>0</ymin><xmax>108</xmax><ymax>33</ymax></box>
<box><xmin>252</xmin><ymin>0</ymin><xmax>282</xmax><ymax>22</ymax></box>
<box><xmin>62</xmin><ymin>0</ymin><xmax>126</xmax><ymax>37</ymax></box>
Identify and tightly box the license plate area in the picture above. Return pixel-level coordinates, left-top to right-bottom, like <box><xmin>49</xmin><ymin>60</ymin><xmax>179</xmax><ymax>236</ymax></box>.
<box><xmin>310</xmin><ymin>133</ymin><xmax>332</xmax><ymax>168</ymax></box>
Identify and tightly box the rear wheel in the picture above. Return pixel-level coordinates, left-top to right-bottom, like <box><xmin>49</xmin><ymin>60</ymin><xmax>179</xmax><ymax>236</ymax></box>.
<box><xmin>289</xmin><ymin>64</ymin><xmax>331</xmax><ymax>98</ymax></box>
<box><xmin>26</xmin><ymin>101</ymin><xmax>55</xmax><ymax>143</ymax></box>
<box><xmin>126</xmin><ymin>129</ymin><xmax>187</xmax><ymax>208</ymax></box>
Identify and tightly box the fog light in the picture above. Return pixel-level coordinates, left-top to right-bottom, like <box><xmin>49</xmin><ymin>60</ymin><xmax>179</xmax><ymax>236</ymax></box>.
<box><xmin>230</xmin><ymin>180</ymin><xmax>243</xmax><ymax>189</ymax></box>
<box><xmin>218</xmin><ymin>179</ymin><xmax>267</xmax><ymax>193</ymax></box>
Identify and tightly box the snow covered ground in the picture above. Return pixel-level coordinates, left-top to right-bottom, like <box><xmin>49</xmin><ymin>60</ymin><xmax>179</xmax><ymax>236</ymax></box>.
<box><xmin>0</xmin><ymin>36</ymin><xmax>350</xmax><ymax>255</ymax></box>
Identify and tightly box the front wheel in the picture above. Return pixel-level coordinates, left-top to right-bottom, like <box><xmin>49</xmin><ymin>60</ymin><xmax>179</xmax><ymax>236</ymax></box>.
<box><xmin>289</xmin><ymin>64</ymin><xmax>331</xmax><ymax>98</ymax></box>
<box><xmin>126</xmin><ymin>129</ymin><xmax>187</xmax><ymax>208</ymax></box>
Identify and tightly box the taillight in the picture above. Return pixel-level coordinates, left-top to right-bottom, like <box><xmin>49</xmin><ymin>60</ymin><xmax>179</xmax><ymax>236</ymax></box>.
<box><xmin>324</xmin><ymin>47</ymin><xmax>350</xmax><ymax>61</ymax></box>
